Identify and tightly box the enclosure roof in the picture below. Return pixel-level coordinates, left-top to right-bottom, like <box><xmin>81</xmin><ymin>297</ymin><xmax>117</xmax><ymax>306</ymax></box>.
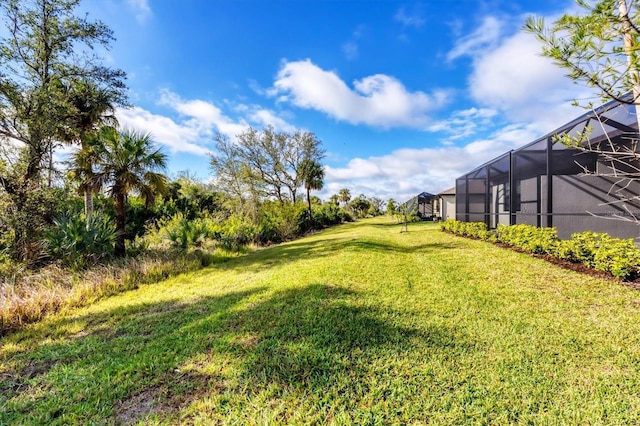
<box><xmin>458</xmin><ymin>94</ymin><xmax>639</xmax><ymax>179</ymax></box>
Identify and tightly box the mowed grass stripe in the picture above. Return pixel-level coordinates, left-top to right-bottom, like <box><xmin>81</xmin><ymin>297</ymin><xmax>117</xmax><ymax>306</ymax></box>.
<box><xmin>2</xmin><ymin>217</ymin><xmax>640</xmax><ymax>425</ymax></box>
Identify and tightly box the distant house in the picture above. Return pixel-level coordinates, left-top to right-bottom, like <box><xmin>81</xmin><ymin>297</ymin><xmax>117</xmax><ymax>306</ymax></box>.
<box><xmin>401</xmin><ymin>191</ymin><xmax>436</xmax><ymax>219</ymax></box>
<box><xmin>434</xmin><ymin>187</ymin><xmax>456</xmax><ymax>221</ymax></box>
<box><xmin>455</xmin><ymin>96</ymin><xmax>640</xmax><ymax>240</ymax></box>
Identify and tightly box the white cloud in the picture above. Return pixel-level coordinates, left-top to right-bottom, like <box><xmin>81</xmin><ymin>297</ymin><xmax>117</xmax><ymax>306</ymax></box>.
<box><xmin>320</xmin><ymin>122</ymin><xmax>539</xmax><ymax>202</ymax></box>
<box><xmin>117</xmin><ymin>106</ymin><xmax>210</xmax><ymax>155</ymax></box>
<box><xmin>247</xmin><ymin>109</ymin><xmax>297</xmax><ymax>133</ymax></box>
<box><xmin>447</xmin><ymin>16</ymin><xmax>503</xmax><ymax>61</ymax></box>
<box><xmin>428</xmin><ymin>107</ymin><xmax>498</xmax><ymax>140</ymax></box>
<box><xmin>126</xmin><ymin>0</ymin><xmax>152</xmax><ymax>24</ymax></box>
<box><xmin>115</xmin><ymin>89</ymin><xmax>296</xmax><ymax>156</ymax></box>
<box><xmin>342</xmin><ymin>42</ymin><xmax>358</xmax><ymax>60</ymax></box>
<box><xmin>158</xmin><ymin>90</ymin><xmax>248</xmax><ymax>138</ymax></box>
<box><xmin>395</xmin><ymin>7</ymin><xmax>425</xmax><ymax>29</ymax></box>
<box><xmin>271</xmin><ymin>59</ymin><xmax>451</xmax><ymax>129</ymax></box>
<box><xmin>449</xmin><ymin>13</ymin><xmax>596</xmax><ymax>133</ymax></box>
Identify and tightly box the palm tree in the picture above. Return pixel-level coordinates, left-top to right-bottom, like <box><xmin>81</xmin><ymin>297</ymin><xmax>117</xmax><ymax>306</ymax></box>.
<box><xmin>338</xmin><ymin>188</ymin><xmax>351</xmax><ymax>208</ymax></box>
<box><xmin>63</xmin><ymin>80</ymin><xmax>121</xmax><ymax>217</ymax></box>
<box><xmin>299</xmin><ymin>159</ymin><xmax>324</xmax><ymax>223</ymax></box>
<box><xmin>91</xmin><ymin>127</ymin><xmax>168</xmax><ymax>256</ymax></box>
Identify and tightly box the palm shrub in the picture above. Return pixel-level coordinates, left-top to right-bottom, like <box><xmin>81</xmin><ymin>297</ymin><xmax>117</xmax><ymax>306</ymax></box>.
<box><xmin>46</xmin><ymin>214</ymin><xmax>116</xmax><ymax>269</ymax></box>
<box><xmin>88</xmin><ymin>127</ymin><xmax>168</xmax><ymax>256</ymax></box>
<box><xmin>162</xmin><ymin>213</ymin><xmax>211</xmax><ymax>251</ymax></box>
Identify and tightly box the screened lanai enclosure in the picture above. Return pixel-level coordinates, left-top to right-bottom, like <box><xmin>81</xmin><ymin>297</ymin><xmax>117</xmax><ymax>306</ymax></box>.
<box><xmin>402</xmin><ymin>192</ymin><xmax>436</xmax><ymax>219</ymax></box>
<box><xmin>456</xmin><ymin>97</ymin><xmax>640</xmax><ymax>240</ymax></box>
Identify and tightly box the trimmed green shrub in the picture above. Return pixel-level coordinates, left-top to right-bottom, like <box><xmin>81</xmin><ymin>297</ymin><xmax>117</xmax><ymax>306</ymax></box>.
<box><xmin>557</xmin><ymin>231</ymin><xmax>640</xmax><ymax>279</ymax></box>
<box><xmin>496</xmin><ymin>224</ymin><xmax>559</xmax><ymax>255</ymax></box>
<box><xmin>440</xmin><ymin>219</ymin><xmax>496</xmax><ymax>242</ymax></box>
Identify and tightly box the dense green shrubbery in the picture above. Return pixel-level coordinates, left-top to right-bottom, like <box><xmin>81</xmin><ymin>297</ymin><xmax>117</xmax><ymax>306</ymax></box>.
<box><xmin>256</xmin><ymin>201</ymin><xmax>307</xmax><ymax>245</ymax></box>
<box><xmin>439</xmin><ymin>219</ymin><xmax>496</xmax><ymax>242</ymax></box>
<box><xmin>148</xmin><ymin>201</ymin><xmax>354</xmax><ymax>252</ymax></box>
<box><xmin>159</xmin><ymin>213</ymin><xmax>213</xmax><ymax>250</ymax></box>
<box><xmin>442</xmin><ymin>220</ymin><xmax>640</xmax><ymax>280</ymax></box>
<box><xmin>496</xmin><ymin>224</ymin><xmax>559</xmax><ymax>255</ymax></box>
<box><xmin>556</xmin><ymin>231</ymin><xmax>640</xmax><ymax>279</ymax></box>
<box><xmin>313</xmin><ymin>203</ymin><xmax>354</xmax><ymax>227</ymax></box>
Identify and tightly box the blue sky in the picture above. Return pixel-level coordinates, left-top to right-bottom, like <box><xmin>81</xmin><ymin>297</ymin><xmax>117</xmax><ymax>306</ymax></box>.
<box><xmin>82</xmin><ymin>0</ymin><xmax>596</xmax><ymax>202</ymax></box>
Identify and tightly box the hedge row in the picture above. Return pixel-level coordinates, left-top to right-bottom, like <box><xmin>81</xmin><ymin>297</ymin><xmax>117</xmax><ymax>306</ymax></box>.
<box><xmin>439</xmin><ymin>219</ymin><xmax>640</xmax><ymax>280</ymax></box>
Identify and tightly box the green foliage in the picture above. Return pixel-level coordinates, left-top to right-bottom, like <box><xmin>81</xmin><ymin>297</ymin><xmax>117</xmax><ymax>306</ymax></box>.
<box><xmin>158</xmin><ymin>178</ymin><xmax>223</xmax><ymax>220</ymax></box>
<box><xmin>386</xmin><ymin>199</ymin><xmax>397</xmax><ymax>216</ymax></box>
<box><xmin>444</xmin><ymin>220</ymin><xmax>640</xmax><ymax>280</ymax></box>
<box><xmin>89</xmin><ymin>126</ymin><xmax>168</xmax><ymax>256</ymax></box>
<box><xmin>0</xmin><ymin>187</ymin><xmax>75</xmax><ymax>264</ymax></box>
<box><xmin>525</xmin><ymin>0</ymin><xmax>640</xmax><ymax>106</ymax></box>
<box><xmin>46</xmin><ymin>214</ymin><xmax>116</xmax><ymax>269</ymax></box>
<box><xmin>217</xmin><ymin>214</ymin><xmax>257</xmax><ymax>250</ymax></box>
<box><xmin>496</xmin><ymin>224</ymin><xmax>559</xmax><ymax>255</ymax></box>
<box><xmin>161</xmin><ymin>213</ymin><xmax>212</xmax><ymax>251</ymax></box>
<box><xmin>350</xmin><ymin>194</ymin><xmax>373</xmax><ymax>218</ymax></box>
<box><xmin>557</xmin><ymin>231</ymin><xmax>640</xmax><ymax>279</ymax></box>
<box><xmin>440</xmin><ymin>219</ymin><xmax>496</xmax><ymax>242</ymax></box>
<box><xmin>256</xmin><ymin>201</ymin><xmax>307</xmax><ymax>244</ymax></box>
<box><xmin>312</xmin><ymin>203</ymin><xmax>353</xmax><ymax>227</ymax></box>
<box><xmin>0</xmin><ymin>0</ymin><xmax>127</xmax><ymax>261</ymax></box>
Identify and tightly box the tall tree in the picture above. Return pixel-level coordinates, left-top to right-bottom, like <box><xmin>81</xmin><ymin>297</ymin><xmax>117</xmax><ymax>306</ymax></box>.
<box><xmin>350</xmin><ymin>194</ymin><xmax>372</xmax><ymax>218</ymax></box>
<box><xmin>299</xmin><ymin>158</ymin><xmax>324</xmax><ymax>222</ymax></box>
<box><xmin>525</xmin><ymin>0</ymin><xmax>640</xmax><ymax>223</ymax></box>
<box><xmin>338</xmin><ymin>188</ymin><xmax>351</xmax><ymax>208</ymax></box>
<box><xmin>0</xmin><ymin>0</ymin><xmax>127</xmax><ymax>259</ymax></box>
<box><xmin>284</xmin><ymin>130</ymin><xmax>325</xmax><ymax>202</ymax></box>
<box><xmin>235</xmin><ymin>127</ymin><xmax>288</xmax><ymax>202</ymax></box>
<box><xmin>210</xmin><ymin>127</ymin><xmax>325</xmax><ymax>205</ymax></box>
<box><xmin>63</xmin><ymin>80</ymin><xmax>124</xmax><ymax>217</ymax></box>
<box><xmin>90</xmin><ymin>127</ymin><xmax>167</xmax><ymax>256</ymax></box>
<box><xmin>525</xmin><ymin>0</ymin><xmax>640</xmax><ymax>112</ymax></box>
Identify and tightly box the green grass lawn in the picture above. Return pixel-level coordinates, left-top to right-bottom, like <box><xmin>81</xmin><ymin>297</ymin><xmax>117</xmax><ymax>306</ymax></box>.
<box><xmin>2</xmin><ymin>217</ymin><xmax>640</xmax><ymax>425</ymax></box>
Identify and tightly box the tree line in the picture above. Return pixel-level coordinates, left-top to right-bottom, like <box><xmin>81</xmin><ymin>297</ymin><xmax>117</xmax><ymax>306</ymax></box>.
<box><xmin>0</xmin><ymin>0</ymin><xmax>389</xmax><ymax>271</ymax></box>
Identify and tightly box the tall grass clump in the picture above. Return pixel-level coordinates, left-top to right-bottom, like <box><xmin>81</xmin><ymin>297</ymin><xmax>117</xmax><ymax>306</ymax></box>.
<box><xmin>0</xmin><ymin>248</ymin><xmax>238</xmax><ymax>334</ymax></box>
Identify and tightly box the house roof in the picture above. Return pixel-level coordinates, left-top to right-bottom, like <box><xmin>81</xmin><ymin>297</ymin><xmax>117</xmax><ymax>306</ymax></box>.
<box><xmin>438</xmin><ymin>187</ymin><xmax>455</xmax><ymax>196</ymax></box>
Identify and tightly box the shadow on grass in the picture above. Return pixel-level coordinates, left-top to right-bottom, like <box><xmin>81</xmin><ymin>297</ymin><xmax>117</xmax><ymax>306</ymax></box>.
<box><xmin>203</xmin><ymin>236</ymin><xmax>465</xmax><ymax>275</ymax></box>
<box><xmin>1</xmin><ymin>283</ymin><xmax>473</xmax><ymax>424</ymax></box>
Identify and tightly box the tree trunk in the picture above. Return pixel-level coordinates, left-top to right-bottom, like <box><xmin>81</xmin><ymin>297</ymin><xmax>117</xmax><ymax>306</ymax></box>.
<box><xmin>306</xmin><ymin>187</ymin><xmax>312</xmax><ymax>224</ymax></box>
<box><xmin>619</xmin><ymin>0</ymin><xmax>640</xmax><ymax>130</ymax></box>
<box><xmin>114</xmin><ymin>192</ymin><xmax>126</xmax><ymax>256</ymax></box>
<box><xmin>84</xmin><ymin>190</ymin><xmax>94</xmax><ymax>218</ymax></box>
